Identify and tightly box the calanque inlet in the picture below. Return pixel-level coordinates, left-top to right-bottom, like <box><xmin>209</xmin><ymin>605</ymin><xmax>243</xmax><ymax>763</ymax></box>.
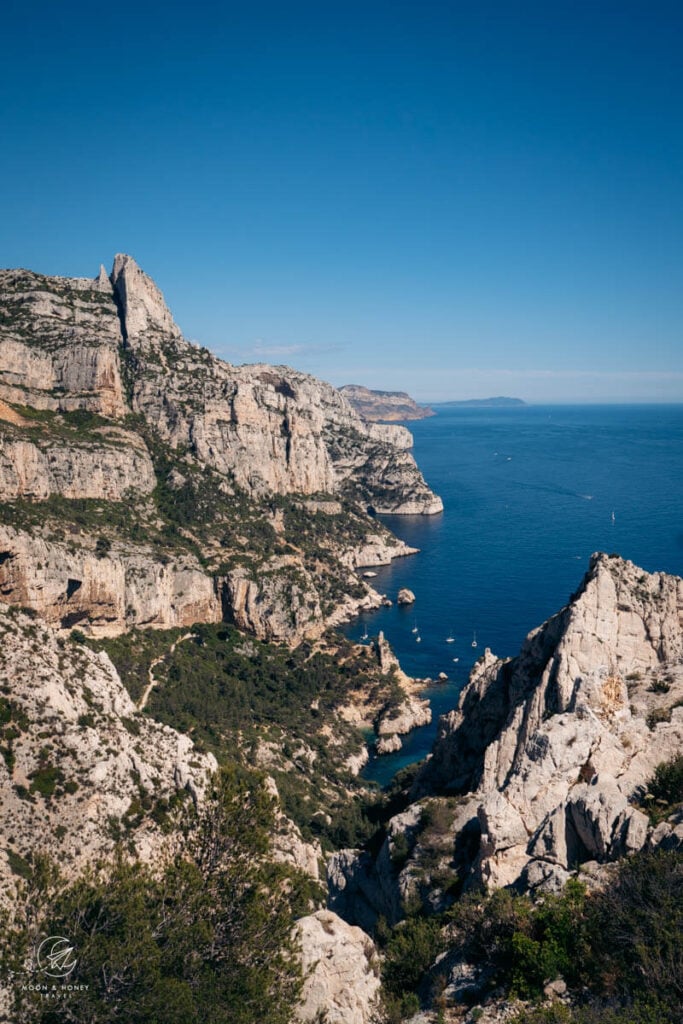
<box><xmin>0</xmin><ymin>256</ymin><xmax>680</xmax><ymax>1024</ymax></box>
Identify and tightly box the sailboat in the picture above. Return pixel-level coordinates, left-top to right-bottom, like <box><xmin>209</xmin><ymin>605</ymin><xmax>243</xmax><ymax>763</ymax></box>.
<box><xmin>361</xmin><ymin>625</ymin><xmax>369</xmax><ymax>641</ymax></box>
<box><xmin>611</xmin><ymin>510</ymin><xmax>616</xmax><ymax>524</ymax></box>
<box><xmin>411</xmin><ymin>621</ymin><xmax>419</xmax><ymax>634</ymax></box>
<box><xmin>415</xmin><ymin>632</ymin><xmax>422</xmax><ymax>643</ymax></box>
<box><xmin>471</xmin><ymin>631</ymin><xmax>478</xmax><ymax>648</ymax></box>
<box><xmin>446</xmin><ymin>632</ymin><xmax>455</xmax><ymax>643</ymax></box>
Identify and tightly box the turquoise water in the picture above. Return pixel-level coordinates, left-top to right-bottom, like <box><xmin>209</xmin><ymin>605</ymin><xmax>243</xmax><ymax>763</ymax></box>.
<box><xmin>344</xmin><ymin>404</ymin><xmax>683</xmax><ymax>786</ymax></box>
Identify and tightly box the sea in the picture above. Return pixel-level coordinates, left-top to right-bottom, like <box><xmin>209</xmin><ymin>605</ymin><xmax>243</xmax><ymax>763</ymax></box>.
<box><xmin>343</xmin><ymin>403</ymin><xmax>683</xmax><ymax>787</ymax></box>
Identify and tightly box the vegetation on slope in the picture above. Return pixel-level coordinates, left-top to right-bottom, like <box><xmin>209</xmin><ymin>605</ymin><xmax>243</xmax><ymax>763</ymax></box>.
<box><xmin>376</xmin><ymin>849</ymin><xmax>683</xmax><ymax>1023</ymax></box>
<box><xmin>0</xmin><ymin>767</ymin><xmax>313</xmax><ymax>1024</ymax></box>
<box><xmin>89</xmin><ymin>624</ymin><xmax>403</xmax><ymax>850</ymax></box>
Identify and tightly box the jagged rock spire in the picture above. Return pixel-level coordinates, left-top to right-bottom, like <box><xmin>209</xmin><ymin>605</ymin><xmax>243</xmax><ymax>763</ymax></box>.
<box><xmin>110</xmin><ymin>254</ymin><xmax>181</xmax><ymax>341</ymax></box>
<box><xmin>94</xmin><ymin>264</ymin><xmax>113</xmax><ymax>293</ymax></box>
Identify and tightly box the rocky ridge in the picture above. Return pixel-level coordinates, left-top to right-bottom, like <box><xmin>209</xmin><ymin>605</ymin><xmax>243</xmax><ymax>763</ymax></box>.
<box><xmin>417</xmin><ymin>553</ymin><xmax>683</xmax><ymax>891</ymax></box>
<box><xmin>327</xmin><ymin>554</ymin><xmax>683</xmax><ymax>949</ymax></box>
<box><xmin>295</xmin><ymin>910</ymin><xmax>381</xmax><ymax>1024</ymax></box>
<box><xmin>0</xmin><ymin>256</ymin><xmax>442</xmax><ymax>513</ymax></box>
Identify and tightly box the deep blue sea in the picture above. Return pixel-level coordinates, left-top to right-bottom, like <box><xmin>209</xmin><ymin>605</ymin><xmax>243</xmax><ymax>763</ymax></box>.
<box><xmin>343</xmin><ymin>404</ymin><xmax>683</xmax><ymax>786</ymax></box>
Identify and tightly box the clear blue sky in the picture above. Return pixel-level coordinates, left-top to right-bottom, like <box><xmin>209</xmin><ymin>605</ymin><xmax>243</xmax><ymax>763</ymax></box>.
<box><xmin>2</xmin><ymin>0</ymin><xmax>682</xmax><ymax>402</ymax></box>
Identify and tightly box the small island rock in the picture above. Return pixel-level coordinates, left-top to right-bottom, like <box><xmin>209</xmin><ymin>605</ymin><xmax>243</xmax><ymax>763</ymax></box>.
<box><xmin>397</xmin><ymin>588</ymin><xmax>416</xmax><ymax>606</ymax></box>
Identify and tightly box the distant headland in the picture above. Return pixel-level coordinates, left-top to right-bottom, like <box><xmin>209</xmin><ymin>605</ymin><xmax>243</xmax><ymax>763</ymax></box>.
<box><xmin>339</xmin><ymin>384</ymin><xmax>435</xmax><ymax>422</ymax></box>
<box><xmin>437</xmin><ymin>396</ymin><xmax>526</xmax><ymax>407</ymax></box>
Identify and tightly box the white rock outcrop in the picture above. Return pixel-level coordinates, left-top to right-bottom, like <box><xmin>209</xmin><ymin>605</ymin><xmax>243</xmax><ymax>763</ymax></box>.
<box><xmin>0</xmin><ymin>257</ymin><xmax>442</xmax><ymax>515</ymax></box>
<box><xmin>295</xmin><ymin>910</ymin><xmax>380</xmax><ymax>1024</ymax></box>
<box><xmin>0</xmin><ymin>604</ymin><xmax>216</xmax><ymax>897</ymax></box>
<box><xmin>0</xmin><ymin>525</ymin><xmax>223</xmax><ymax>634</ymax></box>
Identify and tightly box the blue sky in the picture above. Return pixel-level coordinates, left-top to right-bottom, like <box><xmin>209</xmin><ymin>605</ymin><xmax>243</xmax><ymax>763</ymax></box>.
<box><xmin>1</xmin><ymin>0</ymin><xmax>682</xmax><ymax>402</ymax></box>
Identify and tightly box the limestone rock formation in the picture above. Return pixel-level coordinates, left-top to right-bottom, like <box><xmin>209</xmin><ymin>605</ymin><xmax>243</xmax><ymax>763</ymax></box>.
<box><xmin>294</xmin><ymin>910</ymin><xmax>381</xmax><ymax>1024</ymax></box>
<box><xmin>0</xmin><ymin>270</ymin><xmax>126</xmax><ymax>417</ymax></box>
<box><xmin>376</xmin><ymin>733</ymin><xmax>403</xmax><ymax>755</ymax></box>
<box><xmin>397</xmin><ymin>587</ymin><xmax>416</xmax><ymax>605</ymax></box>
<box><xmin>0</xmin><ymin>604</ymin><xmax>216</xmax><ymax>897</ymax></box>
<box><xmin>1</xmin><ymin>255</ymin><xmax>441</xmax><ymax>514</ymax></box>
<box><xmin>377</xmin><ymin>696</ymin><xmax>432</xmax><ymax>737</ymax></box>
<box><xmin>419</xmin><ymin>553</ymin><xmax>683</xmax><ymax>889</ymax></box>
<box><xmin>0</xmin><ymin>525</ymin><xmax>223</xmax><ymax>634</ymax></box>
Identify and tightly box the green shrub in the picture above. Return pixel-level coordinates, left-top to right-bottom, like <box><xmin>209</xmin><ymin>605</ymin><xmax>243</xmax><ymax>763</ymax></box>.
<box><xmin>28</xmin><ymin>765</ymin><xmax>64</xmax><ymax>799</ymax></box>
<box><xmin>585</xmin><ymin>850</ymin><xmax>682</xmax><ymax>1012</ymax></box>
<box><xmin>648</xmin><ymin>754</ymin><xmax>683</xmax><ymax>808</ymax></box>
<box><xmin>381</xmin><ymin>914</ymin><xmax>445</xmax><ymax>1002</ymax></box>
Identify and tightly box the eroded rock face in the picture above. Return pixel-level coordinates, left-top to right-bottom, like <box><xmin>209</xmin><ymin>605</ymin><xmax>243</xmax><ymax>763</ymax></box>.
<box><xmin>0</xmin><ymin>269</ymin><xmax>126</xmax><ymax>417</ymax></box>
<box><xmin>0</xmin><ymin>604</ymin><xmax>217</xmax><ymax>897</ymax></box>
<box><xmin>0</xmin><ymin>257</ymin><xmax>441</xmax><ymax>640</ymax></box>
<box><xmin>339</xmin><ymin>384</ymin><xmax>435</xmax><ymax>422</ymax></box>
<box><xmin>419</xmin><ymin>554</ymin><xmax>683</xmax><ymax>889</ymax></box>
<box><xmin>294</xmin><ymin>910</ymin><xmax>380</xmax><ymax>1024</ymax></box>
<box><xmin>0</xmin><ymin>525</ymin><xmax>222</xmax><ymax>634</ymax></box>
<box><xmin>0</xmin><ymin>430</ymin><xmax>155</xmax><ymax>500</ymax></box>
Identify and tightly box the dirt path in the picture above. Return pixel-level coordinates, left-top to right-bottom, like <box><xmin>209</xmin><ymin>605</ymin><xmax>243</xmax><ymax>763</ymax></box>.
<box><xmin>137</xmin><ymin>632</ymin><xmax>193</xmax><ymax>711</ymax></box>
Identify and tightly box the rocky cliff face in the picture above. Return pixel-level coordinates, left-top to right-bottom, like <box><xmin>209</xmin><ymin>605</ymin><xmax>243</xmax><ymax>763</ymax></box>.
<box><xmin>0</xmin><ymin>524</ymin><xmax>223</xmax><ymax>633</ymax></box>
<box><xmin>0</xmin><ymin>255</ymin><xmax>441</xmax><ymax>513</ymax></box>
<box><xmin>0</xmin><ymin>269</ymin><xmax>126</xmax><ymax>417</ymax></box>
<box><xmin>329</xmin><ymin>555</ymin><xmax>683</xmax><ymax>937</ymax></box>
<box><xmin>0</xmin><ymin>604</ymin><xmax>217</xmax><ymax>898</ymax></box>
<box><xmin>419</xmin><ymin>553</ymin><xmax>683</xmax><ymax>890</ymax></box>
<box><xmin>0</xmin><ymin>427</ymin><xmax>156</xmax><ymax>500</ymax></box>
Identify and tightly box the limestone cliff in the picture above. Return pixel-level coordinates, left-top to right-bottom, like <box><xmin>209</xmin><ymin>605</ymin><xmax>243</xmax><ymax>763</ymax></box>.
<box><xmin>294</xmin><ymin>910</ymin><xmax>381</xmax><ymax>1024</ymax></box>
<box><xmin>0</xmin><ymin>256</ymin><xmax>442</xmax><ymax>514</ymax></box>
<box><xmin>0</xmin><ymin>427</ymin><xmax>155</xmax><ymax>500</ymax></box>
<box><xmin>419</xmin><ymin>553</ymin><xmax>683</xmax><ymax>889</ymax></box>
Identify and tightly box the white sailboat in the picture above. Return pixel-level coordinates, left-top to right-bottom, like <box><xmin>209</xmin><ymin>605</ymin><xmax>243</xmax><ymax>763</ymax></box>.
<box><xmin>361</xmin><ymin>626</ymin><xmax>369</xmax><ymax>641</ymax></box>
<box><xmin>471</xmin><ymin>631</ymin><xmax>478</xmax><ymax>648</ymax></box>
<box><xmin>415</xmin><ymin>633</ymin><xmax>422</xmax><ymax>643</ymax></box>
<box><xmin>446</xmin><ymin>630</ymin><xmax>455</xmax><ymax>643</ymax></box>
